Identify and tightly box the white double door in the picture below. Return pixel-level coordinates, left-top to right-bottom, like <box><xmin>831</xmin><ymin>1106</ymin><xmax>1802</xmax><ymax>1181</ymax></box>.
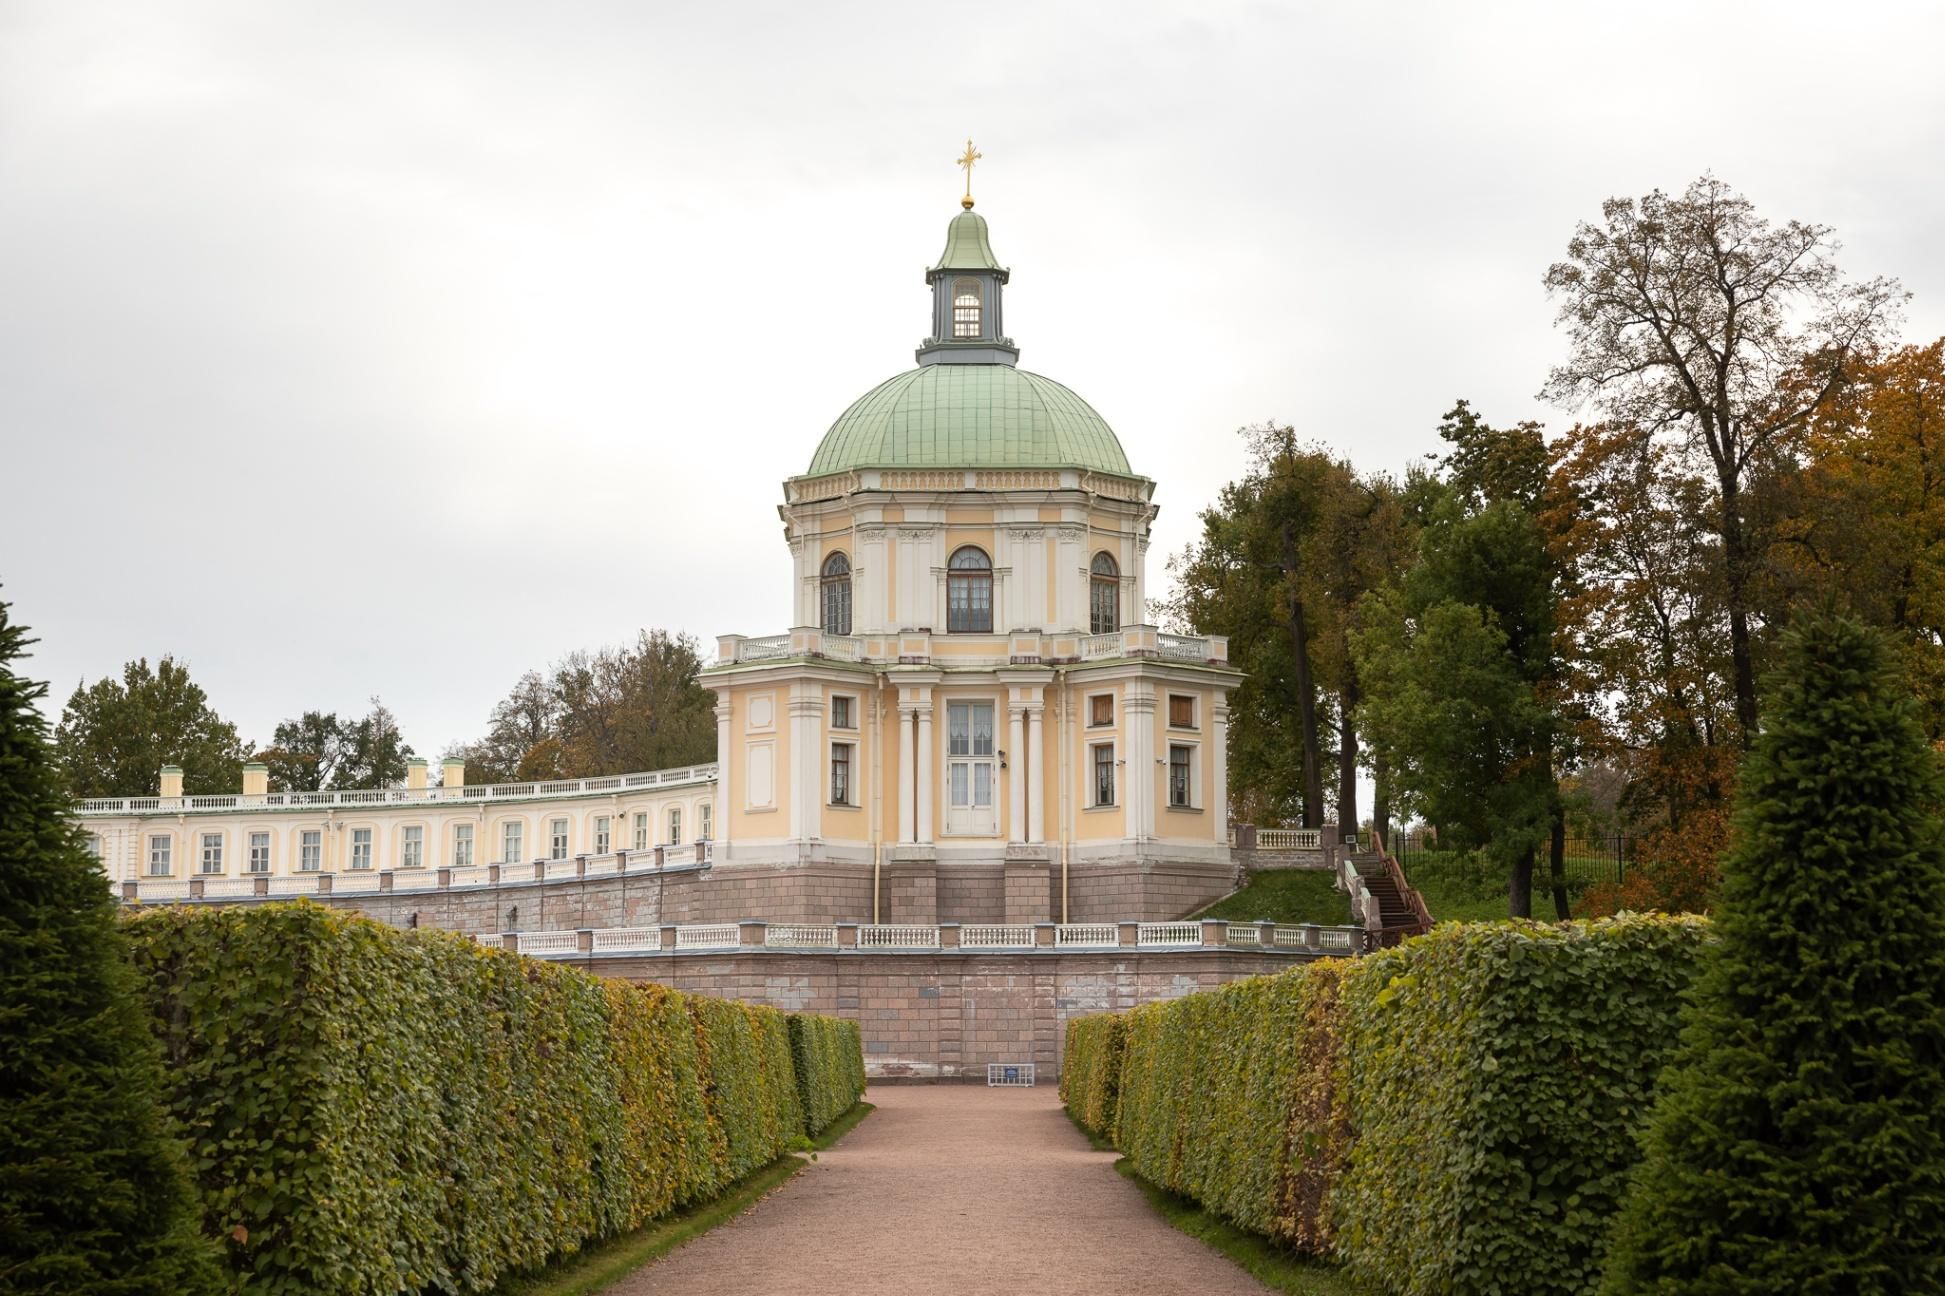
<box><xmin>945</xmin><ymin>700</ymin><xmax>997</xmax><ymax>836</ymax></box>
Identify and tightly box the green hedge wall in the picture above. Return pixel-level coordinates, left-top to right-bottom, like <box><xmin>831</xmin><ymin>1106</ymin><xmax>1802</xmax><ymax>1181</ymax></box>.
<box><xmin>788</xmin><ymin>1013</ymin><xmax>867</xmax><ymax>1136</ymax></box>
<box><xmin>1061</xmin><ymin>915</ymin><xmax>1706</xmax><ymax>1294</ymax></box>
<box><xmin>126</xmin><ymin>902</ymin><xmax>863</xmax><ymax>1295</ymax></box>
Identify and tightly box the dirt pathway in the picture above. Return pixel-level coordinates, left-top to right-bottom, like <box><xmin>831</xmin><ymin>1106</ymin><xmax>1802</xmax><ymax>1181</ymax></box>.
<box><xmin>607</xmin><ymin>1084</ymin><xmax>1272</xmax><ymax>1295</ymax></box>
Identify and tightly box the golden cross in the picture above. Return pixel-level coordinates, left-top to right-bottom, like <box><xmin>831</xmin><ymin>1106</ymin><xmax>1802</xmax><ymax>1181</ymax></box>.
<box><xmin>957</xmin><ymin>138</ymin><xmax>982</xmax><ymax>209</ymax></box>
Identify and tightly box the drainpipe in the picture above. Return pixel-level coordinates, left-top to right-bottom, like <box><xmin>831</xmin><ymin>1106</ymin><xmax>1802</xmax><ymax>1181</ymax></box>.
<box><xmin>1058</xmin><ymin>679</ymin><xmax>1071</xmax><ymax>922</ymax></box>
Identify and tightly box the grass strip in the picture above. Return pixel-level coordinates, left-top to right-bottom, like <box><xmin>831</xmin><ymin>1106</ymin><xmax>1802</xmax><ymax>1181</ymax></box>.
<box><xmin>495</xmin><ymin>1101</ymin><xmax>875</xmax><ymax>1296</ymax></box>
<box><xmin>1113</xmin><ymin>1160</ymin><xmax>1355</xmax><ymax>1296</ymax></box>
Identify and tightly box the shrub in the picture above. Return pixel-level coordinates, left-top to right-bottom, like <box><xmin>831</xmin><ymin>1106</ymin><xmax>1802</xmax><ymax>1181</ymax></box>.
<box><xmin>126</xmin><ymin>903</ymin><xmax>860</xmax><ymax>1294</ymax></box>
<box><xmin>1602</xmin><ymin>617</ymin><xmax>1945</xmax><ymax>1293</ymax></box>
<box><xmin>1335</xmin><ymin>916</ymin><xmax>1707</xmax><ymax>1295</ymax></box>
<box><xmin>788</xmin><ymin>1013</ymin><xmax>866</xmax><ymax>1136</ymax></box>
<box><xmin>0</xmin><ymin>599</ymin><xmax>220</xmax><ymax>1293</ymax></box>
<box><xmin>1059</xmin><ymin>1012</ymin><xmax>1125</xmax><ymax>1138</ymax></box>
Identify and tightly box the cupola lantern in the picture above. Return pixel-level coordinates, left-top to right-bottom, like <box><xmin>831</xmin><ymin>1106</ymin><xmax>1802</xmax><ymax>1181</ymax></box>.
<box><xmin>917</xmin><ymin>141</ymin><xmax>1018</xmax><ymax>367</ymax></box>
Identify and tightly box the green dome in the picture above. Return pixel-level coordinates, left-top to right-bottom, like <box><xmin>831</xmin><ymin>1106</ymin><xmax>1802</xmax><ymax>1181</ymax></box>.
<box><xmin>805</xmin><ymin>364</ymin><xmax>1132</xmax><ymax>477</ymax></box>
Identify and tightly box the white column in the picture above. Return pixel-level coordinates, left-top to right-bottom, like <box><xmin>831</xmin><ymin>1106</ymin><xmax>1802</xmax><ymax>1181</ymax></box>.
<box><xmin>1212</xmin><ymin>700</ymin><xmax>1230</xmax><ymax>844</ymax></box>
<box><xmin>1026</xmin><ymin>704</ymin><xmax>1045</xmax><ymax>843</ymax></box>
<box><xmin>1008</xmin><ymin>705</ymin><xmax>1026</xmax><ymax>843</ymax></box>
<box><xmin>715</xmin><ymin>699</ymin><xmax>734</xmax><ymax>843</ymax></box>
<box><xmin>916</xmin><ymin>701</ymin><xmax>935</xmax><ymax>845</ymax></box>
<box><xmin>1128</xmin><ymin>683</ymin><xmax>1156</xmax><ymax>842</ymax></box>
<box><xmin>897</xmin><ymin>704</ymin><xmax>916</xmax><ymax>844</ymax></box>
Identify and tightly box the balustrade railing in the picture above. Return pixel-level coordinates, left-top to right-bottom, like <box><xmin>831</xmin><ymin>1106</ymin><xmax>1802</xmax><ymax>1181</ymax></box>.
<box><xmin>1137</xmin><ymin>922</ymin><xmax>1201</xmax><ymax>946</ymax></box>
<box><xmin>857</xmin><ymin>924</ymin><xmax>940</xmax><ymax>949</ymax></box>
<box><xmin>674</xmin><ymin>924</ymin><xmax>741</xmax><ymax>949</ymax></box>
<box><xmin>74</xmin><ymin>763</ymin><xmax>719</xmax><ymax>816</ymax></box>
<box><xmin>1157</xmin><ymin>633</ymin><xmax>1211</xmax><ymax>661</ymax></box>
<box><xmin>592</xmin><ymin>927</ymin><xmax>660</xmax><ymax>953</ymax></box>
<box><xmin>960</xmin><ymin>924</ymin><xmax>1035</xmax><ymax>948</ymax></box>
<box><xmin>1256</xmin><ymin>828</ymin><xmax>1323</xmax><ymax>851</ymax></box>
<box><xmin>516</xmin><ymin>931</ymin><xmax>579</xmax><ymax>957</ymax></box>
<box><xmin>735</xmin><ymin>635</ymin><xmax>793</xmax><ymax>662</ymax></box>
<box><xmin>1054</xmin><ymin>923</ymin><xmax>1118</xmax><ymax>947</ymax></box>
<box><xmin>765</xmin><ymin>924</ymin><xmax>839</xmax><ymax>948</ymax></box>
<box><xmin>391</xmin><ymin>869</ymin><xmax>438</xmax><ymax>891</ymax></box>
<box><xmin>1226</xmin><ymin>924</ymin><xmax>1262</xmax><ymax>946</ymax></box>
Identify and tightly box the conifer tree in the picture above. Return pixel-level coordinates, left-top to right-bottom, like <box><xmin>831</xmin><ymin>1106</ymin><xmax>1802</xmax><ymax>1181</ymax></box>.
<box><xmin>1601</xmin><ymin>615</ymin><xmax>1945</xmax><ymax>1292</ymax></box>
<box><xmin>0</xmin><ymin>598</ymin><xmax>218</xmax><ymax>1293</ymax></box>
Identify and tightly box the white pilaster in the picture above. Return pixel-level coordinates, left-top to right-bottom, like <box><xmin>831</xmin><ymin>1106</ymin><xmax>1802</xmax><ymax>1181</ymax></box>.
<box><xmin>1127</xmin><ymin>681</ymin><xmax>1156</xmax><ymax>842</ymax></box>
<box><xmin>916</xmin><ymin>701</ymin><xmax>935</xmax><ymax>845</ymax></box>
<box><xmin>1026</xmin><ymin>704</ymin><xmax>1046</xmax><ymax>843</ymax></box>
<box><xmin>715</xmin><ymin>698</ymin><xmax>734</xmax><ymax>843</ymax></box>
<box><xmin>897</xmin><ymin>704</ymin><xmax>916</xmax><ymax>843</ymax></box>
<box><xmin>788</xmin><ymin>686</ymin><xmax>822</xmax><ymax>842</ymax></box>
<box><xmin>1008</xmin><ymin>705</ymin><xmax>1026</xmax><ymax>843</ymax></box>
<box><xmin>1212</xmin><ymin>698</ymin><xmax>1230</xmax><ymax>843</ymax></box>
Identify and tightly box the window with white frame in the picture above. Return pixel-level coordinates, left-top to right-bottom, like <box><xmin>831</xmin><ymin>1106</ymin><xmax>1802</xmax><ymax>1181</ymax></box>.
<box><xmin>148</xmin><ymin>834</ymin><xmax>172</xmax><ymax>876</ymax></box>
<box><xmin>84</xmin><ymin>834</ymin><xmax>102</xmax><ymax>862</ymax></box>
<box><xmin>952</xmin><ymin>277</ymin><xmax>982</xmax><ymax>337</ymax></box>
<box><xmin>501</xmin><ymin>822</ymin><xmax>523</xmax><ymax>865</ymax></box>
<box><xmin>821</xmin><ymin>553</ymin><xmax>852</xmax><ymax>636</ymax></box>
<box><xmin>1168</xmin><ymin>744</ymin><xmax>1195</xmax><ymax>809</ymax></box>
<box><xmin>699</xmin><ymin>802</ymin><xmax>712</xmax><ymax>841</ymax></box>
<box><xmin>1091</xmin><ymin>743</ymin><xmax>1116</xmax><ymax>808</ymax></box>
<box><xmin>1090</xmin><ymin>551</ymin><xmax>1120</xmax><ymax>635</ymax></box>
<box><xmin>300</xmin><ymin>830</ymin><xmax>321</xmax><ymax>872</ymax></box>
<box><xmin>633</xmin><ymin>811</ymin><xmax>649</xmax><ymax>850</ymax></box>
<box><xmin>595</xmin><ymin>815</ymin><xmax>611</xmax><ymax>855</ymax></box>
<box><xmin>947</xmin><ymin>546</ymin><xmax>994</xmax><ymax>633</ymax></box>
<box><xmin>401</xmin><ymin>825</ymin><xmax>423</xmax><ymax>869</ymax></box>
<box><xmin>200</xmin><ymin>833</ymin><xmax>223</xmax><ymax>875</ymax></box>
<box><xmin>452</xmin><ymin>823</ymin><xmax>474</xmax><ymax>868</ymax></box>
<box><xmin>831</xmin><ymin>741</ymin><xmax>855</xmax><ymax>806</ymax></box>
<box><xmin>248</xmin><ymin>832</ymin><xmax>271</xmax><ymax>874</ymax></box>
<box><xmin>549</xmin><ymin>818</ymin><xmax>569</xmax><ymax>860</ymax></box>
<box><xmin>668</xmin><ymin>807</ymin><xmax>683</xmax><ymax>845</ymax></box>
<box><xmin>831</xmin><ymin>694</ymin><xmax>855</xmax><ymax>729</ymax></box>
<box><xmin>350</xmin><ymin>829</ymin><xmax>372</xmax><ymax>870</ymax></box>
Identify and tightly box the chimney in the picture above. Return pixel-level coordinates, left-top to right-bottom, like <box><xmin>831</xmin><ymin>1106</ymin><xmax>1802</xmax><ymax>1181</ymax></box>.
<box><xmin>441</xmin><ymin>757</ymin><xmax>466</xmax><ymax>789</ymax></box>
<box><xmin>159</xmin><ymin>765</ymin><xmax>184</xmax><ymax>798</ymax></box>
<box><xmin>406</xmin><ymin>757</ymin><xmax>428</xmax><ymax>790</ymax></box>
<box><xmin>242</xmin><ymin>762</ymin><xmax>268</xmax><ymax>797</ymax></box>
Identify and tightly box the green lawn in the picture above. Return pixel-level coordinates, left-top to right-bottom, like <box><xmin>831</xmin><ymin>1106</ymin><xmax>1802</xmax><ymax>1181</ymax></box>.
<box><xmin>1194</xmin><ymin>868</ymin><xmax>1351</xmax><ymax>925</ymax></box>
<box><xmin>1400</xmin><ymin>852</ymin><xmax>1618</xmax><ymax>922</ymax></box>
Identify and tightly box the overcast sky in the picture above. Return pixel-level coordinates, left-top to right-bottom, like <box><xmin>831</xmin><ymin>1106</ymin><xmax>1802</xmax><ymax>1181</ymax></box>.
<box><xmin>4</xmin><ymin>1</ymin><xmax>1942</xmax><ymax>767</ymax></box>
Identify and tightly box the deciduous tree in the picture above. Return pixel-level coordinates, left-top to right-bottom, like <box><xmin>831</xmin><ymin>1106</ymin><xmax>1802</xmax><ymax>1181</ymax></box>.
<box><xmin>54</xmin><ymin>656</ymin><xmax>248</xmax><ymax>798</ymax></box>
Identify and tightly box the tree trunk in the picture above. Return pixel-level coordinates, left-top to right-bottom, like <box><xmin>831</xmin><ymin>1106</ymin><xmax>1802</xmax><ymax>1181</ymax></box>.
<box><xmin>1373</xmin><ymin>753</ymin><xmax>1391</xmax><ymax>848</ymax></box>
<box><xmin>1337</xmin><ymin>679</ymin><xmax>1360</xmax><ymax>842</ymax></box>
<box><xmin>1509</xmin><ymin>843</ymin><xmax>1534</xmax><ymax>919</ymax></box>
<box><xmin>1549</xmin><ymin>805</ymin><xmax>1570</xmax><ymax>920</ymax></box>
<box><xmin>1719</xmin><ymin>470</ymin><xmax>1760</xmax><ymax>741</ymax></box>
<box><xmin>1279</xmin><ymin>521</ymin><xmax>1325</xmax><ymax>828</ymax></box>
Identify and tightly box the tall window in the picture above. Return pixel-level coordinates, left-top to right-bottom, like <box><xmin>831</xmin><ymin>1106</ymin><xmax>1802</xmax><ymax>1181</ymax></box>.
<box><xmin>501</xmin><ymin>822</ymin><xmax>523</xmax><ymax>865</ymax></box>
<box><xmin>595</xmin><ymin>815</ymin><xmax>611</xmax><ymax>856</ymax></box>
<box><xmin>831</xmin><ymin>695</ymin><xmax>855</xmax><ymax>729</ymax></box>
<box><xmin>350</xmin><ymin>829</ymin><xmax>372</xmax><ymax>870</ymax></box>
<box><xmin>300</xmin><ymin>830</ymin><xmax>321</xmax><ymax>872</ymax></box>
<box><xmin>1169</xmin><ymin>745</ymin><xmax>1193</xmax><ymax>808</ymax></box>
<box><xmin>84</xmin><ymin>834</ymin><xmax>102</xmax><ymax>862</ymax></box>
<box><xmin>947</xmin><ymin>546</ymin><xmax>993</xmax><ymax>633</ymax></box>
<box><xmin>148</xmin><ymin>835</ymin><xmax>171</xmax><ymax>876</ymax></box>
<box><xmin>952</xmin><ymin>278</ymin><xmax>981</xmax><ymax>338</ymax></box>
<box><xmin>401</xmin><ymin>825</ymin><xmax>424</xmax><ymax>869</ymax></box>
<box><xmin>699</xmin><ymin>802</ymin><xmax>712</xmax><ymax>841</ymax></box>
<box><xmin>200</xmin><ymin>832</ymin><xmax>224</xmax><ymax>875</ymax></box>
<box><xmin>831</xmin><ymin>742</ymin><xmax>854</xmax><ymax>805</ymax></box>
<box><xmin>1090</xmin><ymin>551</ymin><xmax>1120</xmax><ymax>634</ymax></box>
<box><xmin>549</xmin><ymin>818</ymin><xmax>569</xmax><ymax>860</ymax></box>
<box><xmin>669</xmin><ymin>808</ymin><xmax>683</xmax><ymax>846</ymax></box>
<box><xmin>453</xmin><ymin>823</ymin><xmax>474</xmax><ymax>868</ymax></box>
<box><xmin>633</xmin><ymin>811</ymin><xmax>649</xmax><ymax>850</ymax></box>
<box><xmin>1092</xmin><ymin>744</ymin><xmax>1116</xmax><ymax>807</ymax></box>
<box><xmin>821</xmin><ymin>552</ymin><xmax>852</xmax><ymax>636</ymax></box>
<box><xmin>248</xmin><ymin>832</ymin><xmax>271</xmax><ymax>874</ymax></box>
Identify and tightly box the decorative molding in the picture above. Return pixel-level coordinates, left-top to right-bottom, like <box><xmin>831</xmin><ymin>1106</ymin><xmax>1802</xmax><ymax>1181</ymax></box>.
<box><xmin>895</xmin><ymin>527</ymin><xmax>936</xmax><ymax>542</ymax></box>
<box><xmin>1055</xmin><ymin>525</ymin><xmax>1086</xmax><ymax>543</ymax></box>
<box><xmin>976</xmin><ymin>470</ymin><xmax>1062</xmax><ymax>491</ymax></box>
<box><xmin>882</xmin><ymin>470</ymin><xmax>968</xmax><ymax>491</ymax></box>
<box><xmin>1008</xmin><ymin>526</ymin><xmax>1045</xmax><ymax>541</ymax></box>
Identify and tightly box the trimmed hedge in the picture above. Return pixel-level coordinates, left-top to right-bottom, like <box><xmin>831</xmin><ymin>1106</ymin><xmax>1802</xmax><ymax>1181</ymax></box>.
<box><xmin>126</xmin><ymin>903</ymin><xmax>863</xmax><ymax>1295</ymax></box>
<box><xmin>788</xmin><ymin>1013</ymin><xmax>867</xmax><ymax>1136</ymax></box>
<box><xmin>1061</xmin><ymin>915</ymin><xmax>1707</xmax><ymax>1294</ymax></box>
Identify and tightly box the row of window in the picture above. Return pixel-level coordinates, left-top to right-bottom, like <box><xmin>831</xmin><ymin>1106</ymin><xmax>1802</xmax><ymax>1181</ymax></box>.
<box><xmin>135</xmin><ymin>806</ymin><xmax>712</xmax><ymax>877</ymax></box>
<box><xmin>1089</xmin><ymin>741</ymin><xmax>1202</xmax><ymax>811</ymax></box>
<box><xmin>818</xmin><ymin>547</ymin><xmax>1123</xmax><ymax>637</ymax></box>
<box><xmin>1087</xmin><ymin>691</ymin><xmax>1199</xmax><ymax>730</ymax></box>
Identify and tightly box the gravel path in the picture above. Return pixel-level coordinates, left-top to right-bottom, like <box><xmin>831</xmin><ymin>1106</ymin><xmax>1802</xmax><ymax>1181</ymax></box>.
<box><xmin>606</xmin><ymin>1084</ymin><xmax>1274</xmax><ymax>1295</ymax></box>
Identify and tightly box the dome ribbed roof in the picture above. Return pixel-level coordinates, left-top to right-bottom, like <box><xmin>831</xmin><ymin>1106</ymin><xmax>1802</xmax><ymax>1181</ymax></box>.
<box><xmin>804</xmin><ymin>364</ymin><xmax>1132</xmax><ymax>477</ymax></box>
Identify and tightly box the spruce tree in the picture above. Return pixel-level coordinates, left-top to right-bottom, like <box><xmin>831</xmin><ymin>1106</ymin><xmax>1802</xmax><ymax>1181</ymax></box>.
<box><xmin>0</xmin><ymin>599</ymin><xmax>218</xmax><ymax>1293</ymax></box>
<box><xmin>1602</xmin><ymin>616</ymin><xmax>1945</xmax><ymax>1293</ymax></box>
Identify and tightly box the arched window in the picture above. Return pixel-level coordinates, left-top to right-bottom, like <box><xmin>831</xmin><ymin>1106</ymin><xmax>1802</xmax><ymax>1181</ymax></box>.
<box><xmin>947</xmin><ymin>546</ymin><xmax>993</xmax><ymax>633</ymax></box>
<box><xmin>952</xmin><ymin>278</ymin><xmax>982</xmax><ymax>338</ymax></box>
<box><xmin>1090</xmin><ymin>551</ymin><xmax>1120</xmax><ymax>635</ymax></box>
<box><xmin>821</xmin><ymin>551</ymin><xmax>852</xmax><ymax>636</ymax></box>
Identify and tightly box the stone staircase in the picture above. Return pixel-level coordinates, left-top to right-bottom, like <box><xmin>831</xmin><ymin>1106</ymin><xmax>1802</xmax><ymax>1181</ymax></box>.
<box><xmin>1344</xmin><ymin>849</ymin><xmax>1433</xmax><ymax>947</ymax></box>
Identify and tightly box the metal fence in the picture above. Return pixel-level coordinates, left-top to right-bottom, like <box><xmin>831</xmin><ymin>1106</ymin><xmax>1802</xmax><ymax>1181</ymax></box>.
<box><xmin>1393</xmin><ymin>833</ymin><xmax>1642</xmax><ymax>886</ymax></box>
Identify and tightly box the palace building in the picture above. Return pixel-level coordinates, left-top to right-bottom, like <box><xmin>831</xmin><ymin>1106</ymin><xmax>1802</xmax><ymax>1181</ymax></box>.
<box><xmin>77</xmin><ymin>184</ymin><xmax>1246</xmax><ymax>929</ymax></box>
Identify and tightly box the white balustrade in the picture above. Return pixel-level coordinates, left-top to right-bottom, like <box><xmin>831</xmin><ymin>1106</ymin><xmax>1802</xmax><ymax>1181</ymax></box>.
<box><xmin>1257</xmin><ymin>828</ymin><xmax>1323</xmax><ymax>851</ymax></box>
<box><xmin>959</xmin><ymin>924</ymin><xmax>1035</xmax><ymax>948</ymax></box>
<box><xmin>391</xmin><ymin>870</ymin><xmax>438</xmax><ymax>891</ymax></box>
<box><xmin>474</xmin><ymin>932</ymin><xmax>504</xmax><ymax>948</ymax></box>
<box><xmin>1226</xmin><ymin>924</ymin><xmax>1261</xmax><ymax>946</ymax></box>
<box><xmin>581</xmin><ymin>854</ymin><xmax>620</xmax><ymax>877</ymax></box>
<box><xmin>1055</xmin><ymin>924</ymin><xmax>1118</xmax><ymax>947</ymax></box>
<box><xmin>1272</xmin><ymin>925</ymin><xmax>1310</xmax><ymax>948</ymax></box>
<box><xmin>765</xmin><ymin>924</ymin><xmax>838</xmax><ymax>948</ymax></box>
<box><xmin>516</xmin><ymin>930</ymin><xmax>580</xmax><ymax>957</ymax></box>
<box><xmin>541</xmin><ymin>858</ymin><xmax>579</xmax><ymax>881</ymax></box>
<box><xmin>1079</xmin><ymin>633</ymin><xmax>1122</xmax><ymax>660</ymax></box>
<box><xmin>857</xmin><ymin>924</ymin><xmax>940</xmax><ymax>949</ymax></box>
<box><xmin>1318</xmin><ymin>928</ymin><xmax>1357</xmax><ymax>951</ymax></box>
<box><xmin>445</xmin><ymin>865</ymin><xmax>490</xmax><ymax>889</ymax></box>
<box><xmin>1157</xmin><ymin>633</ymin><xmax>1210</xmax><ymax>661</ymax></box>
<box><xmin>1138</xmin><ymin>922</ymin><xmax>1201</xmax><ymax>947</ymax></box>
<box><xmin>736</xmin><ymin>635</ymin><xmax>793</xmax><ymax>662</ymax></box>
<box><xmin>675</xmin><ymin>923</ymin><xmax>741</xmax><ymax>949</ymax></box>
<box><xmin>334</xmin><ymin>871</ymin><xmax>381</xmax><ymax>893</ymax></box>
<box><xmin>266</xmin><ymin>875</ymin><xmax>319</xmax><ymax>895</ymax></box>
<box><xmin>73</xmin><ymin>762</ymin><xmax>719</xmax><ymax>817</ymax></box>
<box><xmin>592</xmin><ymin>927</ymin><xmax>661</xmax><ymax>953</ymax></box>
<box><xmin>198</xmin><ymin>877</ymin><xmax>259</xmax><ymax>897</ymax></box>
<box><xmin>820</xmin><ymin>634</ymin><xmax>862</xmax><ymax>662</ymax></box>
